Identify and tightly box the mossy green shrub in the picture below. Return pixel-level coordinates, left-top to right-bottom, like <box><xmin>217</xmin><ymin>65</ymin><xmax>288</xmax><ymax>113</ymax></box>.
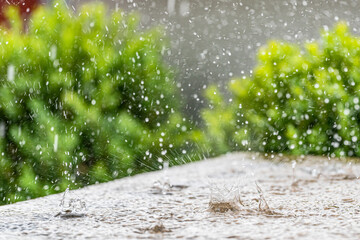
<box><xmin>0</xmin><ymin>2</ymin><xmax>202</xmax><ymax>204</ymax></box>
<box><xmin>203</xmin><ymin>23</ymin><xmax>360</xmax><ymax>158</ymax></box>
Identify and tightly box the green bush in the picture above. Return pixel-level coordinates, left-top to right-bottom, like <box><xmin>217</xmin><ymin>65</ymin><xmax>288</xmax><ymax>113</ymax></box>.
<box><xmin>0</xmin><ymin>2</ymin><xmax>202</xmax><ymax>204</ymax></box>
<box><xmin>203</xmin><ymin>23</ymin><xmax>360</xmax><ymax>158</ymax></box>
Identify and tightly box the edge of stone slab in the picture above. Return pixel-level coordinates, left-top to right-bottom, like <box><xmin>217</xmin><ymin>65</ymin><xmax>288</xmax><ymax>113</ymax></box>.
<box><xmin>0</xmin><ymin>152</ymin><xmax>254</xmax><ymax>209</ymax></box>
<box><xmin>1</xmin><ymin>151</ymin><xmax>357</xmax><ymax>210</ymax></box>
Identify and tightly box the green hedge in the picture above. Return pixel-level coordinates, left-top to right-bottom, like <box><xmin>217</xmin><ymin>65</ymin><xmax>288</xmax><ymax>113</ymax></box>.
<box><xmin>0</xmin><ymin>2</ymin><xmax>203</xmax><ymax>204</ymax></box>
<box><xmin>203</xmin><ymin>23</ymin><xmax>360</xmax><ymax>158</ymax></box>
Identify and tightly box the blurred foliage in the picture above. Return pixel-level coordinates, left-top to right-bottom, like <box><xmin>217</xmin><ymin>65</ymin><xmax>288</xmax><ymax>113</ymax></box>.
<box><xmin>0</xmin><ymin>1</ymin><xmax>204</xmax><ymax>205</ymax></box>
<box><xmin>203</xmin><ymin>22</ymin><xmax>360</xmax><ymax>158</ymax></box>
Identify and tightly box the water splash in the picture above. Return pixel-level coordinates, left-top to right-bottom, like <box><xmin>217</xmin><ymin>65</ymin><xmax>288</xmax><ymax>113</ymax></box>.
<box><xmin>152</xmin><ymin>161</ymin><xmax>188</xmax><ymax>195</ymax></box>
<box><xmin>54</xmin><ymin>188</ymin><xmax>86</xmax><ymax>218</ymax></box>
<box><xmin>208</xmin><ymin>182</ymin><xmax>243</xmax><ymax>213</ymax></box>
<box><xmin>152</xmin><ymin>161</ymin><xmax>172</xmax><ymax>195</ymax></box>
<box><xmin>255</xmin><ymin>181</ymin><xmax>273</xmax><ymax>214</ymax></box>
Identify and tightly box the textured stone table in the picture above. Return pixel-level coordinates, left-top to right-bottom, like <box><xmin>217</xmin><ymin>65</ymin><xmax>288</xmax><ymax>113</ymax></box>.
<box><xmin>1</xmin><ymin>152</ymin><xmax>360</xmax><ymax>239</ymax></box>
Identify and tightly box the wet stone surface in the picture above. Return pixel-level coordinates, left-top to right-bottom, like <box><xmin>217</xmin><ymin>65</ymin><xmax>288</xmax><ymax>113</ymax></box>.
<box><xmin>1</xmin><ymin>152</ymin><xmax>360</xmax><ymax>239</ymax></box>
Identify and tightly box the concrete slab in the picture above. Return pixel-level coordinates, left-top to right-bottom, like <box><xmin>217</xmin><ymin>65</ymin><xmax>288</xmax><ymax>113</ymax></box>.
<box><xmin>1</xmin><ymin>152</ymin><xmax>360</xmax><ymax>239</ymax></box>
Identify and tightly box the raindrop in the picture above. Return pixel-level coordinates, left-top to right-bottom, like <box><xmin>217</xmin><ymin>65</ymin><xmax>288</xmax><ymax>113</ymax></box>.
<box><xmin>54</xmin><ymin>134</ymin><xmax>58</xmax><ymax>153</ymax></box>
<box><xmin>7</xmin><ymin>65</ymin><xmax>15</xmax><ymax>82</ymax></box>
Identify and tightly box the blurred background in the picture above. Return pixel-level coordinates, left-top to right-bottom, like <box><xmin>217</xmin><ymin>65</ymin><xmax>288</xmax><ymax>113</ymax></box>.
<box><xmin>1</xmin><ymin>0</ymin><xmax>360</xmax><ymax>205</ymax></box>
<box><xmin>1</xmin><ymin>0</ymin><xmax>360</xmax><ymax>117</ymax></box>
<box><xmin>3</xmin><ymin>0</ymin><xmax>360</xmax><ymax>119</ymax></box>
<box><xmin>61</xmin><ymin>0</ymin><xmax>360</xmax><ymax>119</ymax></box>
